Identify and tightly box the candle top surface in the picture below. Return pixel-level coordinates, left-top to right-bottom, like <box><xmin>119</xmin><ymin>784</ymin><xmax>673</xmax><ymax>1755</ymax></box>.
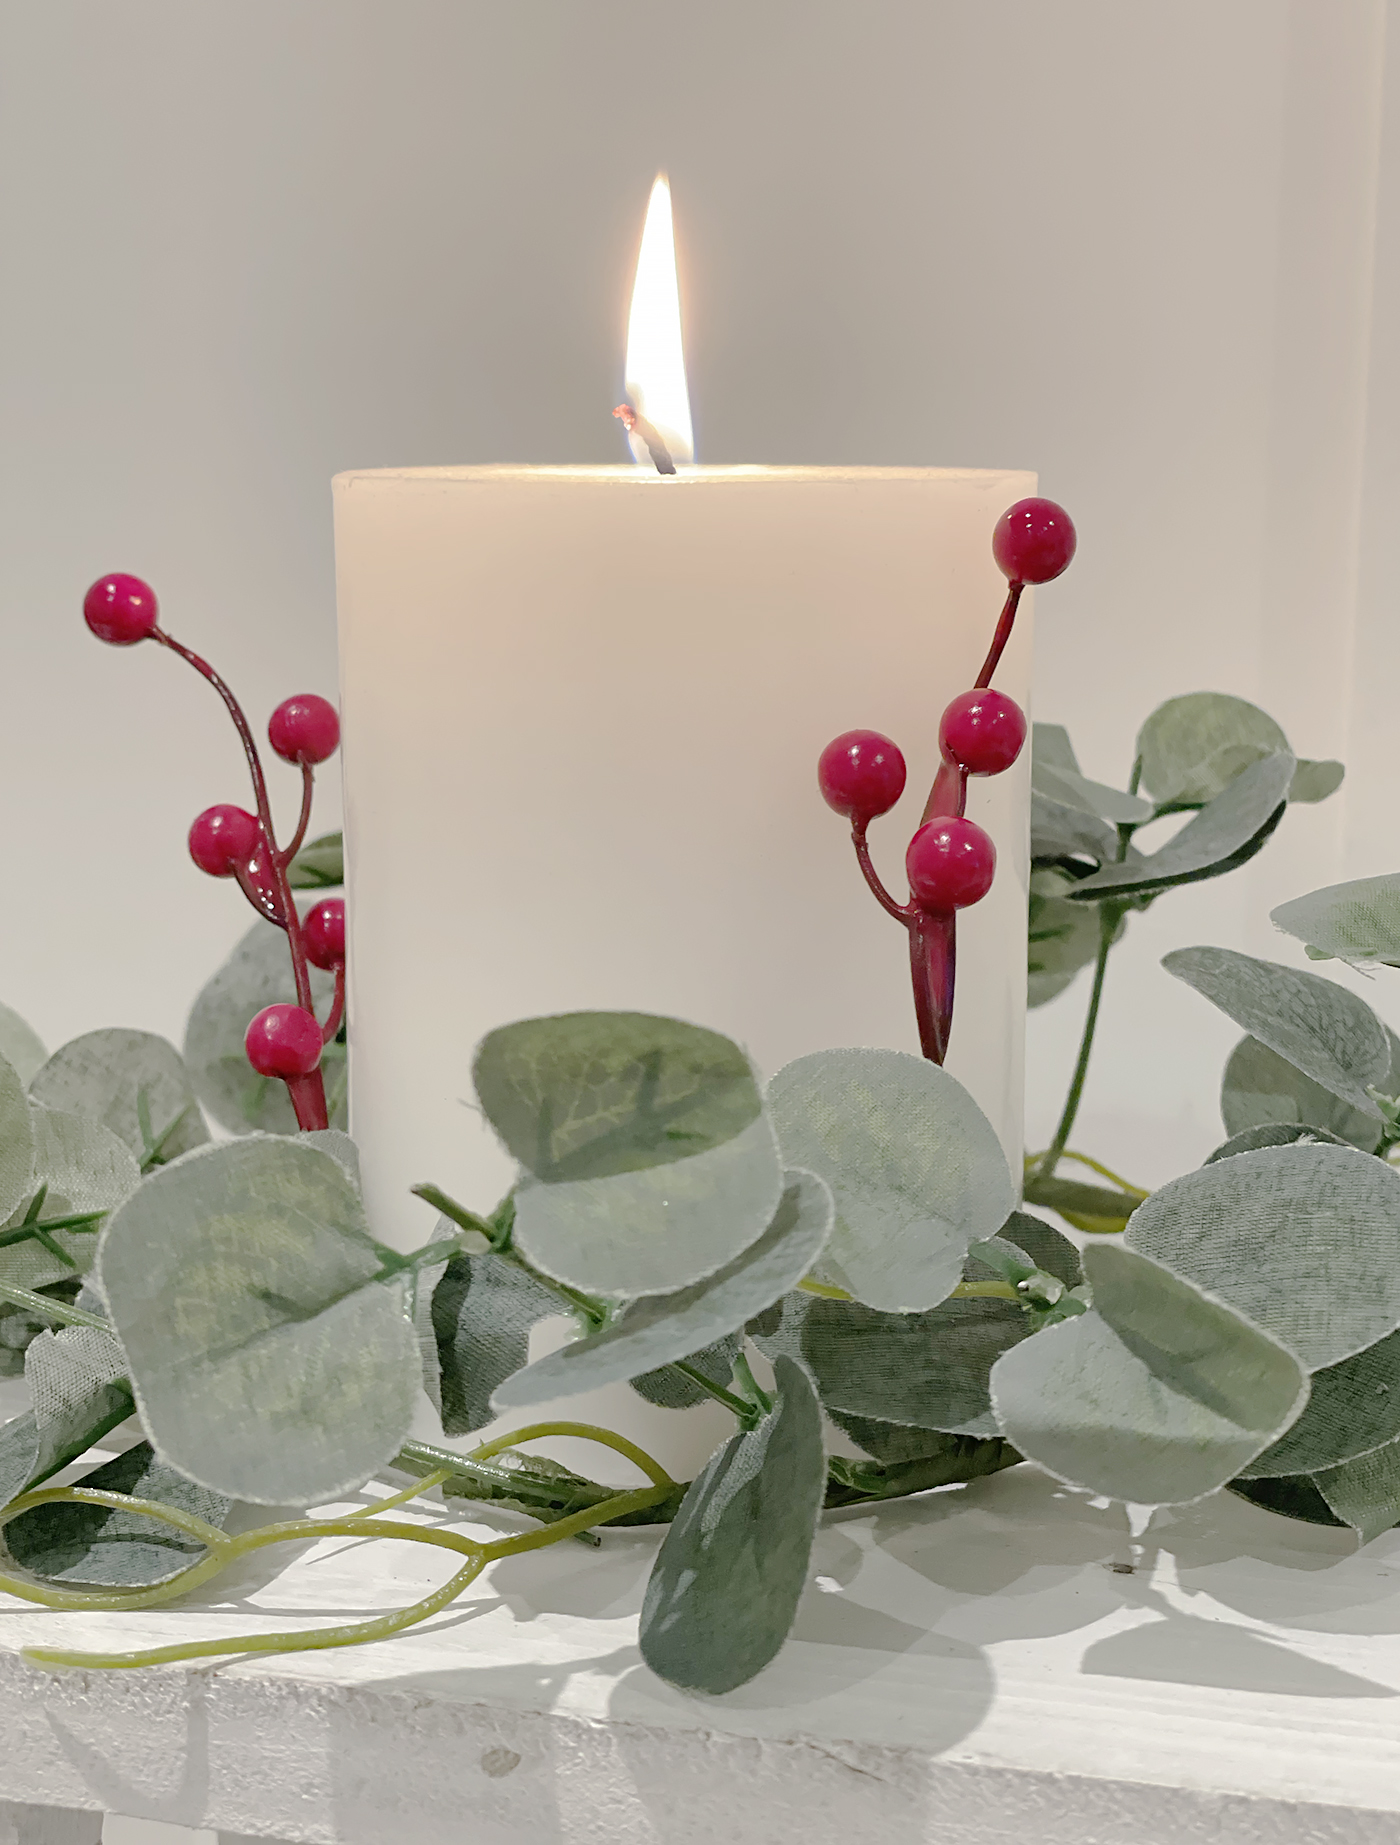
<box><xmin>333</xmin><ymin>464</ymin><xmax>1032</xmax><ymax>489</ymax></box>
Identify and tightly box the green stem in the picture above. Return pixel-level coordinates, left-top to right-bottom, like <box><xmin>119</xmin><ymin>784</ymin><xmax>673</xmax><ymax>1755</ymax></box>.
<box><xmin>672</xmin><ymin>1359</ymin><xmax>758</xmax><ymax>1423</ymax></box>
<box><xmin>0</xmin><ymin>1282</ymin><xmax>108</xmax><ymax>1330</ymax></box>
<box><xmin>1035</xmin><ymin>900</ymin><xmax>1120</xmax><ymax>1181</ymax></box>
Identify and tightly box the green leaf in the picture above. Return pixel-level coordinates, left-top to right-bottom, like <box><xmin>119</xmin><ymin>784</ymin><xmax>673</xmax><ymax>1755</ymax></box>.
<box><xmin>1028</xmin><ymin>869</ymin><xmax>1111</xmax><ymax>1009</ymax></box>
<box><xmin>1289</xmin><ymin>760</ymin><xmax>1345</xmax><ymax>805</ymax></box>
<box><xmin>286</xmin><ymin>831</ymin><xmax>344</xmax><ymax>889</ymax></box>
<box><xmin>477</xmin><ymin>1013</ymin><xmax>782</xmax><ymax>1297</ymax></box>
<box><xmin>978</xmin><ymin>1211</ymin><xmax>1085</xmax><ymax>1288</ymax></box>
<box><xmin>826</xmin><ymin>1410</ymin><xmax>976</xmax><ymax>1465</ymax></box>
<box><xmin>28</xmin><ymin>1029</ymin><xmax>208</xmax><ymax>1166</ymax></box>
<box><xmin>427</xmin><ymin>1248</ymin><xmax>560</xmax><ymax>1436</ymax></box>
<box><xmin>802</xmin><ymin>1293</ymin><xmax>1025</xmax><ymax>1436</ymax></box>
<box><xmin>0</xmin><ymin>1108</ymin><xmax>141</xmax><ymax>1293</ymax></box>
<box><xmin>990</xmin><ymin>1243</ymin><xmax>1308</xmax><ymax>1505</ymax></box>
<box><xmin>1033</xmin><ymin>760</ymin><xmax>1153</xmax><ymax>825</ymax></box>
<box><xmin>96</xmin><ymin>1136</ymin><xmax>420</xmax><ymax>1504</ymax></box>
<box><xmin>493</xmin><ymin>1169</ymin><xmax>833</xmax><ymax>1410</ymax></box>
<box><xmin>1164</xmin><ymin>946</ymin><xmax>1389</xmax><ymax>1119</ymax></box>
<box><xmin>1205</xmin><ymin>1120</ymin><xmax>1355</xmax><ymax>1164</ymax></box>
<box><xmin>629</xmin><ymin>1336</ymin><xmax>742</xmax><ymax>1408</ymax></box>
<box><xmin>1243</xmin><ymin>1328</ymin><xmax>1400</xmax><ymax>1477</ymax></box>
<box><xmin>1065</xmin><ymin>752</ymin><xmax>1294</xmax><ymax>901</ymax></box>
<box><xmin>1219</xmin><ymin>1033</ymin><xmax>1393</xmax><ymax>1151</ymax></box>
<box><xmin>1314</xmin><ymin>1440</ymin><xmax>1400</xmax><ymax>1542</ymax></box>
<box><xmin>0</xmin><ymin>1325</ymin><xmax>133</xmax><ymax>1511</ymax></box>
<box><xmin>824</xmin><ymin>1433</ymin><xmax>1020</xmax><ymax>1503</ymax></box>
<box><xmin>0</xmin><ymin>1054</ymin><xmax>35</xmax><ymax>1230</ymax></box>
<box><xmin>1125</xmin><ymin>1142</ymin><xmax>1400</xmax><ymax>1369</ymax></box>
<box><xmin>1272</xmin><ymin>874</ymin><xmax>1400</xmax><ymax>967</ymax></box>
<box><xmin>639</xmin><ymin>1355</ymin><xmax>825</xmax><ymax>1693</ymax></box>
<box><xmin>766</xmin><ymin>1049</ymin><xmax>1014</xmax><ymax>1312</ymax></box>
<box><xmin>4</xmin><ymin>1441</ymin><xmax>231</xmax><ymax>1587</ymax></box>
<box><xmin>1228</xmin><ymin>1473</ymin><xmax>1345</xmax><ymax>1528</ymax></box>
<box><xmin>184</xmin><ymin>920</ymin><xmax>344</xmax><ymax>1136</ymax></box>
<box><xmin>0</xmin><ymin>1004</ymin><xmax>46</xmax><ymax>1086</ymax></box>
<box><xmin>1032</xmin><ymin>722</ymin><xmax>1081</xmax><ymax>775</ymax></box>
<box><xmin>1137</xmin><ymin>693</ymin><xmax>1289</xmax><ymax>806</ymax></box>
<box><xmin>1030</xmin><ymin>792</ymin><xmax>1118</xmax><ymax>870</ymax></box>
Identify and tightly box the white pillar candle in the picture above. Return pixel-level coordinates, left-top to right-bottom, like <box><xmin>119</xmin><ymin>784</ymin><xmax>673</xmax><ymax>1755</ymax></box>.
<box><xmin>333</xmin><ymin>464</ymin><xmax>1034</xmax><ymax>1478</ymax></box>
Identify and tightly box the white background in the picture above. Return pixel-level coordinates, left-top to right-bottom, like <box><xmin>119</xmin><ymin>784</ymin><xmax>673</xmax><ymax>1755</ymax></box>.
<box><xmin>1</xmin><ymin>0</ymin><xmax>1396</xmax><ymax>1193</ymax></box>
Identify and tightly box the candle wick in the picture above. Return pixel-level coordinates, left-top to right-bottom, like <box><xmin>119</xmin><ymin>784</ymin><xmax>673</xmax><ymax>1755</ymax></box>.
<box><xmin>612</xmin><ymin>402</ymin><xmax>676</xmax><ymax>476</ymax></box>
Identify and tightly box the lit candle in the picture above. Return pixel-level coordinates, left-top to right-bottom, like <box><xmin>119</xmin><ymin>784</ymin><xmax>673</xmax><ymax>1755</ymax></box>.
<box><xmin>334</xmin><ymin>177</ymin><xmax>1035</xmax><ymax>1473</ymax></box>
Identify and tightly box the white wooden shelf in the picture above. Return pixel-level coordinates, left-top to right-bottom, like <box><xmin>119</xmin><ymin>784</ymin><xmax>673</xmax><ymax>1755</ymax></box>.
<box><xmin>4</xmin><ymin>1382</ymin><xmax>1400</xmax><ymax>1843</ymax></box>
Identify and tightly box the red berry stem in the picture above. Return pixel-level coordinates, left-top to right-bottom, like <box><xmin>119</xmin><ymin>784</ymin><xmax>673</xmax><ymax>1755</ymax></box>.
<box><xmin>321</xmin><ymin>968</ymin><xmax>346</xmax><ymax>1045</ymax></box>
<box><xmin>851</xmin><ymin>822</ymin><xmax>912</xmax><ymax>923</ymax></box>
<box><xmin>920</xmin><ymin>757</ymin><xmax>968</xmax><ymax>826</ymax></box>
<box><xmin>972</xmin><ymin>582</ymin><xmax>1024</xmax><ymax>690</ymax></box>
<box><xmin>909</xmin><ymin>911</ymin><xmax>955</xmax><ymax>1065</ymax></box>
<box><xmin>280</xmin><ymin>762</ymin><xmax>317</xmax><ymax>869</ymax></box>
<box><xmin>152</xmin><ymin>628</ymin><xmax>316</xmax><ymax>1019</ymax></box>
<box><xmin>284</xmin><ymin>1070</ymin><xmax>331</xmax><ymax>1133</ymax></box>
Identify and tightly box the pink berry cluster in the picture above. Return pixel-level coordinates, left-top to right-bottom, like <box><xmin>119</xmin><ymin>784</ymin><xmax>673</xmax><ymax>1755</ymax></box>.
<box><xmin>817</xmin><ymin>497</ymin><xmax>1076</xmax><ymax>1064</ymax></box>
<box><xmin>83</xmin><ymin>572</ymin><xmax>347</xmax><ymax>1129</ymax></box>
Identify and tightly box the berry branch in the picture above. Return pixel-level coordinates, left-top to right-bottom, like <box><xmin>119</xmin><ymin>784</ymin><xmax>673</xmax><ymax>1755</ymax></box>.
<box><xmin>83</xmin><ymin>573</ymin><xmax>347</xmax><ymax>1133</ymax></box>
<box><xmin>817</xmin><ymin>498</ymin><xmax>1076</xmax><ymax>1066</ymax></box>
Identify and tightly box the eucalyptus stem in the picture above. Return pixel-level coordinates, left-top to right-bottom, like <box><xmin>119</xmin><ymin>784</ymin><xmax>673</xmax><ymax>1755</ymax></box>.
<box><xmin>0</xmin><ymin>1282</ymin><xmax>108</xmax><ymax>1330</ymax></box>
<box><xmin>1034</xmin><ymin>899</ymin><xmax>1120</xmax><ymax>1181</ymax></box>
<box><xmin>672</xmin><ymin>1359</ymin><xmax>759</xmax><ymax>1423</ymax></box>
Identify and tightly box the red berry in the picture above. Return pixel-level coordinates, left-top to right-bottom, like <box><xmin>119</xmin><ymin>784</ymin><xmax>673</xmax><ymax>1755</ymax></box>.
<box><xmin>304</xmin><ymin>897</ymin><xmax>346</xmax><ymax>970</ymax></box>
<box><xmin>992</xmin><ymin>498</ymin><xmax>1077</xmax><ymax>585</ymax></box>
<box><xmin>245</xmin><ymin>1004</ymin><xmax>323</xmax><ymax>1079</ymax></box>
<box><xmin>269</xmin><ymin>694</ymin><xmax>340</xmax><ymax>766</ymax></box>
<box><xmin>906</xmin><ymin>818</ymin><xmax>996</xmax><ymax>911</ymax></box>
<box><xmin>188</xmin><ymin>805</ymin><xmax>261</xmax><ymax>878</ymax></box>
<box><xmin>939</xmin><ymin>689</ymin><xmax>1027</xmax><ymax>777</ymax></box>
<box><xmin>83</xmin><ymin>573</ymin><xmax>159</xmax><ymax>646</ymax></box>
<box><xmin>818</xmin><ymin>730</ymin><xmax>907</xmax><ymax>823</ymax></box>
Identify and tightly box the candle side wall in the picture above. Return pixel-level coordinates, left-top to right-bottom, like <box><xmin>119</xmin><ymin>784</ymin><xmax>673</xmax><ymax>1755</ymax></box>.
<box><xmin>334</xmin><ymin>467</ymin><xmax>1033</xmax><ymax>1262</ymax></box>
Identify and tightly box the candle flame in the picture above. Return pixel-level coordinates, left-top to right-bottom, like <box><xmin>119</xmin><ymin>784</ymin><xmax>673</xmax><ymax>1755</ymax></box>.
<box><xmin>623</xmin><ymin>174</ymin><xmax>693</xmax><ymax>465</ymax></box>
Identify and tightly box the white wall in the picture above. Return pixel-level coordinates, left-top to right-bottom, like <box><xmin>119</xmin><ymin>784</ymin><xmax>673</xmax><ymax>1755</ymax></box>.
<box><xmin>0</xmin><ymin>0</ymin><xmax>1393</xmax><ymax>1198</ymax></box>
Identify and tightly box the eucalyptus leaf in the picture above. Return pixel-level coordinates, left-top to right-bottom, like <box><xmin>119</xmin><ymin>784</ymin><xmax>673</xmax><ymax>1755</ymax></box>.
<box><xmin>639</xmin><ymin>1355</ymin><xmax>825</xmax><ymax>1693</ymax></box>
<box><xmin>826</xmin><ymin>1411</ymin><xmax>973</xmax><ymax>1465</ymax></box>
<box><xmin>766</xmin><ymin>1048</ymin><xmax>1014</xmax><ymax>1312</ymax></box>
<box><xmin>824</xmin><ymin>1434</ymin><xmax>1021</xmax><ymax>1504</ymax></box>
<box><xmin>0</xmin><ymin>1005</ymin><xmax>46</xmax><ymax>1086</ymax></box>
<box><xmin>477</xmin><ymin>1012</ymin><xmax>783</xmax><ymax>1296</ymax></box>
<box><xmin>1220</xmin><ymin>1033</ymin><xmax>1393</xmax><ymax>1150</ymax></box>
<box><xmin>1030</xmin><ymin>791</ymin><xmax>1118</xmax><ymax>870</ymax></box>
<box><xmin>1243</xmin><ymin>1329</ymin><xmax>1400</xmax><ymax>1478</ymax></box>
<box><xmin>96</xmin><ymin>1136</ymin><xmax>420</xmax><ymax>1504</ymax></box>
<box><xmin>4</xmin><ymin>1441</ymin><xmax>231</xmax><ymax>1587</ymax></box>
<box><xmin>1032</xmin><ymin>722</ymin><xmax>1080</xmax><ymax>775</ymax></box>
<box><xmin>493</xmin><ymin>1169</ymin><xmax>833</xmax><ymax>1410</ymax></box>
<box><xmin>0</xmin><ymin>1325</ymin><xmax>133</xmax><ymax>1512</ymax></box>
<box><xmin>1033</xmin><ymin>760</ymin><xmax>1153</xmax><ymax>825</ymax></box>
<box><xmin>1272</xmin><ymin>874</ymin><xmax>1400</xmax><ymax>967</ymax></box>
<box><xmin>1164</xmin><ymin>946</ymin><xmax>1389</xmax><ymax>1119</ymax></box>
<box><xmin>0</xmin><ymin>1054</ymin><xmax>35</xmax><ymax>1229</ymax></box>
<box><xmin>428</xmin><ymin>1248</ymin><xmax>560</xmax><ymax>1435</ymax></box>
<box><xmin>975</xmin><ymin>1211</ymin><xmax>1084</xmax><ymax>1289</ymax></box>
<box><xmin>1029</xmin><ymin>869</ymin><xmax>1109</xmax><ymax>1008</ymax></box>
<box><xmin>1228</xmin><ymin>1473</ymin><xmax>1345</xmax><ymax>1528</ymax></box>
<box><xmin>801</xmin><ymin>1292</ymin><xmax>1025</xmax><ymax>1435</ymax></box>
<box><xmin>630</xmin><ymin>1335</ymin><xmax>741</xmax><ymax>1409</ymax></box>
<box><xmin>1205</xmin><ymin>1119</ymin><xmax>1355</xmax><ymax>1163</ymax></box>
<box><xmin>1314</xmin><ymin>1440</ymin><xmax>1400</xmax><ymax>1542</ymax></box>
<box><xmin>1020</xmin><ymin>1171</ymin><xmax>1142</xmax><ymax>1225</ymax></box>
<box><xmin>1289</xmin><ymin>760</ymin><xmax>1345</xmax><ymax>805</ymax></box>
<box><xmin>1125</xmin><ymin>1143</ymin><xmax>1400</xmax><ymax>1369</ymax></box>
<box><xmin>0</xmin><ymin>1108</ymin><xmax>140</xmax><ymax>1292</ymax></box>
<box><xmin>1137</xmin><ymin>694</ymin><xmax>1289</xmax><ymax>806</ymax></box>
<box><xmin>184</xmin><ymin>920</ymin><xmax>344</xmax><ymax>1136</ymax></box>
<box><xmin>286</xmin><ymin>831</ymin><xmax>344</xmax><ymax>889</ymax></box>
<box><xmin>29</xmin><ymin>1029</ymin><xmax>207</xmax><ymax>1165</ymax></box>
<box><xmin>990</xmin><ymin>1243</ymin><xmax>1308</xmax><ymax>1505</ymax></box>
<box><xmin>1066</xmin><ymin>752</ymin><xmax>1293</xmax><ymax>901</ymax></box>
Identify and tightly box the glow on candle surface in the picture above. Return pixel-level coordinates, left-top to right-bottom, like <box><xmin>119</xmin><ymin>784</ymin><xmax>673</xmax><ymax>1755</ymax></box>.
<box><xmin>333</xmin><ymin>178</ymin><xmax>1034</xmax><ymax>1478</ymax></box>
